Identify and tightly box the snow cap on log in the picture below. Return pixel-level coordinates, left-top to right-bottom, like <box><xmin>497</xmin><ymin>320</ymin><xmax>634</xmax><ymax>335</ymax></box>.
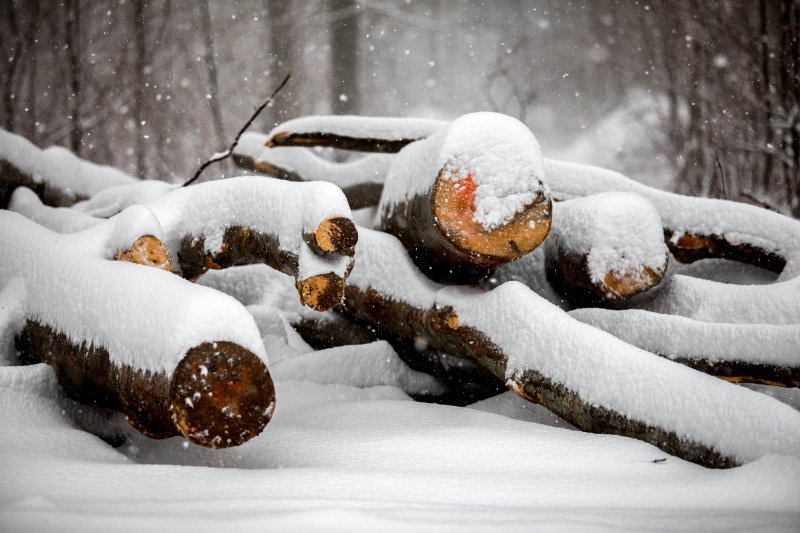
<box><xmin>379</xmin><ymin>112</ymin><xmax>552</xmax><ymax>282</ymax></box>
<box><xmin>1</xmin><ymin>211</ymin><xmax>274</xmax><ymax>447</ymax></box>
<box><xmin>545</xmin><ymin>192</ymin><xmax>668</xmax><ymax>307</ymax></box>
<box><xmin>0</xmin><ymin>128</ymin><xmax>136</xmax><ymax>208</ymax></box>
<box><xmin>146</xmin><ymin>177</ymin><xmax>357</xmax><ymax>311</ymax></box>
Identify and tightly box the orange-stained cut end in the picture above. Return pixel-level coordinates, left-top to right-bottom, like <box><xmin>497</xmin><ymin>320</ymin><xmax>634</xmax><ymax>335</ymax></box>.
<box><xmin>115</xmin><ymin>235</ymin><xmax>173</xmax><ymax>272</ymax></box>
<box><xmin>432</xmin><ymin>168</ymin><xmax>552</xmax><ymax>262</ymax></box>
<box><xmin>169</xmin><ymin>341</ymin><xmax>275</xmax><ymax>448</ymax></box>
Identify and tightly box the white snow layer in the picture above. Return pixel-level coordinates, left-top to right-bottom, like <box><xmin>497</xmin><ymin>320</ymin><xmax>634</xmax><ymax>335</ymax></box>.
<box><xmin>71</xmin><ymin>179</ymin><xmax>179</xmax><ymax>217</ymax></box>
<box><xmin>349</xmin><ymin>228</ymin><xmax>800</xmax><ymax>465</ymax></box>
<box><xmin>569</xmin><ymin>307</ymin><xmax>800</xmax><ymax>367</ymax></box>
<box><xmin>1</xmin><ymin>362</ymin><xmax>799</xmax><ymax>532</ymax></box>
<box><xmin>379</xmin><ymin>112</ymin><xmax>547</xmax><ymax>231</ymax></box>
<box><xmin>0</xmin><ymin>128</ymin><xmax>136</xmax><ymax>198</ymax></box>
<box><xmin>236</xmin><ymin>132</ymin><xmax>394</xmax><ymax>187</ymax></box>
<box><xmin>548</xmin><ymin>192</ymin><xmax>668</xmax><ymax>283</ymax></box>
<box><xmin>9</xmin><ymin>187</ymin><xmax>101</xmax><ymax>233</ymax></box>
<box><xmin>0</xmin><ymin>211</ymin><xmax>266</xmax><ymax>373</ymax></box>
<box><xmin>268</xmin><ymin>114</ymin><xmax>446</xmax><ymax>141</ymax></box>
<box><xmin>146</xmin><ymin>176</ymin><xmax>355</xmax><ymax>279</ymax></box>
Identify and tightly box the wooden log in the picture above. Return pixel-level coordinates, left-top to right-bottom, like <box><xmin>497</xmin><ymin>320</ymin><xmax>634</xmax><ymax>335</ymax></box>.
<box><xmin>378</xmin><ymin>113</ymin><xmax>552</xmax><ymax>283</ymax></box>
<box><xmin>570</xmin><ymin>308</ymin><xmax>800</xmax><ymax>387</ymax></box>
<box><xmin>233</xmin><ymin>133</ymin><xmax>393</xmax><ymax>209</ymax></box>
<box><xmin>292</xmin><ymin>313</ymin><xmax>506</xmax><ymax>406</ymax></box>
<box><xmin>337</xmin><ymin>227</ymin><xmax>800</xmax><ymax>468</ymax></box>
<box><xmin>16</xmin><ymin>322</ymin><xmax>274</xmax><ymax>447</ymax></box>
<box><xmin>545</xmin><ymin>193</ymin><xmax>669</xmax><ymax>307</ymax></box>
<box><xmin>0</xmin><ymin>128</ymin><xmax>136</xmax><ymax>208</ymax></box>
<box><xmin>146</xmin><ymin>177</ymin><xmax>357</xmax><ymax>311</ymax></box>
<box><xmin>264</xmin><ymin>115</ymin><xmax>445</xmax><ymax>153</ymax></box>
<box><xmin>1</xmin><ymin>210</ymin><xmax>275</xmax><ymax>448</ymax></box>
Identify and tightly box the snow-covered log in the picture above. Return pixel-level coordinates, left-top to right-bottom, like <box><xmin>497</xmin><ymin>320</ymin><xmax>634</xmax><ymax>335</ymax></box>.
<box><xmin>0</xmin><ymin>210</ymin><xmax>275</xmax><ymax>448</ymax></box>
<box><xmin>542</xmin><ymin>159</ymin><xmax>800</xmax><ymax>325</ymax></box>
<box><xmin>0</xmin><ymin>128</ymin><xmax>136</xmax><ymax>208</ymax></box>
<box><xmin>338</xmin><ymin>227</ymin><xmax>800</xmax><ymax>468</ymax></box>
<box><xmin>233</xmin><ymin>132</ymin><xmax>392</xmax><ymax>209</ymax></box>
<box><xmin>265</xmin><ymin>115</ymin><xmax>445</xmax><ymax>153</ymax></box>
<box><xmin>570</xmin><ymin>308</ymin><xmax>800</xmax><ymax>387</ymax></box>
<box><xmin>542</xmin><ymin>158</ymin><xmax>800</xmax><ymax>278</ymax></box>
<box><xmin>545</xmin><ymin>193</ymin><xmax>668</xmax><ymax>307</ymax></box>
<box><xmin>377</xmin><ymin>112</ymin><xmax>552</xmax><ymax>283</ymax></box>
<box><xmin>10</xmin><ymin>187</ymin><xmax>173</xmax><ymax>271</ymax></box>
<box><xmin>146</xmin><ymin>178</ymin><xmax>357</xmax><ymax>311</ymax></box>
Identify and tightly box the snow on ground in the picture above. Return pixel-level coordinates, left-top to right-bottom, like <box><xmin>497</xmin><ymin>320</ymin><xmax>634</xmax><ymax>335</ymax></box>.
<box><xmin>2</xmin><ymin>256</ymin><xmax>799</xmax><ymax>531</ymax></box>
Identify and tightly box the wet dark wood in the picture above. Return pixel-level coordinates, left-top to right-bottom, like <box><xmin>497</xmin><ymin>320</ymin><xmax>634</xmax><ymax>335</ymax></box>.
<box><xmin>340</xmin><ymin>285</ymin><xmax>738</xmax><ymax>468</ymax></box>
<box><xmin>267</xmin><ymin>131</ymin><xmax>417</xmax><ymax>153</ymax></box>
<box><xmin>15</xmin><ymin>321</ymin><xmax>275</xmax><ymax>447</ymax></box>
<box><xmin>0</xmin><ymin>159</ymin><xmax>84</xmax><ymax>209</ymax></box>
<box><xmin>665</xmin><ymin>230</ymin><xmax>786</xmax><ymax>274</ymax></box>
<box><xmin>545</xmin><ymin>245</ymin><xmax>665</xmax><ymax>308</ymax></box>
<box><xmin>670</xmin><ymin>357</ymin><xmax>800</xmax><ymax>388</ymax></box>
<box><xmin>178</xmin><ymin>226</ymin><xmax>346</xmax><ymax>311</ymax></box>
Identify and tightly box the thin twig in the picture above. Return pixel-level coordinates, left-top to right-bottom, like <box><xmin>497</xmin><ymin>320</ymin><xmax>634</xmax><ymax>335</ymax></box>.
<box><xmin>713</xmin><ymin>146</ymin><xmax>727</xmax><ymax>200</ymax></box>
<box><xmin>184</xmin><ymin>71</ymin><xmax>292</xmax><ymax>187</ymax></box>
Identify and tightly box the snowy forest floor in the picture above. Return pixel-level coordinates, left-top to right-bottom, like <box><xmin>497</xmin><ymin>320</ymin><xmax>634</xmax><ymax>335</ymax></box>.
<box><xmin>2</xmin><ymin>289</ymin><xmax>799</xmax><ymax>532</ymax></box>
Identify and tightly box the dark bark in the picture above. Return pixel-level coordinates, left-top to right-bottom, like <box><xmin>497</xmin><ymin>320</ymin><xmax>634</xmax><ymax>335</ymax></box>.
<box><xmin>267</xmin><ymin>131</ymin><xmax>415</xmax><ymax>153</ymax></box>
<box><xmin>664</xmin><ymin>229</ymin><xmax>787</xmax><ymax>274</ymax></box>
<box><xmin>0</xmin><ymin>159</ymin><xmax>84</xmax><ymax>208</ymax></box>
<box><xmin>178</xmin><ymin>225</ymin><xmax>347</xmax><ymax>312</ymax></box>
<box><xmin>16</xmin><ymin>321</ymin><xmax>275</xmax><ymax>448</ymax></box>
<box><xmin>64</xmin><ymin>0</ymin><xmax>82</xmax><ymax>154</ymax></box>
<box><xmin>338</xmin><ymin>284</ymin><xmax>736</xmax><ymax>468</ymax></box>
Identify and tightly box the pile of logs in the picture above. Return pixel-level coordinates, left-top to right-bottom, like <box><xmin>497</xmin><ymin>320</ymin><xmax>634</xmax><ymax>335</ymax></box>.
<box><xmin>1</xmin><ymin>114</ymin><xmax>799</xmax><ymax>468</ymax></box>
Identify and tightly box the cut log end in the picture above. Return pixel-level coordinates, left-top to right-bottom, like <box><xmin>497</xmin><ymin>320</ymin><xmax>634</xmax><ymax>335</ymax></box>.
<box><xmin>296</xmin><ymin>273</ymin><xmax>345</xmax><ymax>311</ymax></box>
<box><xmin>600</xmin><ymin>265</ymin><xmax>664</xmax><ymax>301</ymax></box>
<box><xmin>307</xmin><ymin>217</ymin><xmax>358</xmax><ymax>255</ymax></box>
<box><xmin>169</xmin><ymin>341</ymin><xmax>275</xmax><ymax>448</ymax></box>
<box><xmin>432</xmin><ymin>169</ymin><xmax>552</xmax><ymax>263</ymax></box>
<box><xmin>115</xmin><ymin>235</ymin><xmax>173</xmax><ymax>272</ymax></box>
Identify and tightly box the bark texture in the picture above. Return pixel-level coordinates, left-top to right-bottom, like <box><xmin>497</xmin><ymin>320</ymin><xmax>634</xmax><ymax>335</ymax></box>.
<box><xmin>16</xmin><ymin>321</ymin><xmax>275</xmax><ymax>448</ymax></box>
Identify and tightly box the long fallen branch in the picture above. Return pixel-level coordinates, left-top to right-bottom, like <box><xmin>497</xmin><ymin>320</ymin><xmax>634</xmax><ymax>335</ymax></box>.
<box><xmin>0</xmin><ymin>128</ymin><xmax>136</xmax><ymax>208</ymax></box>
<box><xmin>337</xmin><ymin>227</ymin><xmax>800</xmax><ymax>468</ymax></box>
<box><xmin>1</xmin><ymin>210</ymin><xmax>275</xmax><ymax>448</ymax></box>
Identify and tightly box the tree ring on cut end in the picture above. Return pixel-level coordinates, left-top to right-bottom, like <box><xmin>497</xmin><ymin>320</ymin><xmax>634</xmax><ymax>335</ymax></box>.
<box><xmin>432</xmin><ymin>167</ymin><xmax>552</xmax><ymax>262</ymax></box>
<box><xmin>169</xmin><ymin>341</ymin><xmax>275</xmax><ymax>448</ymax></box>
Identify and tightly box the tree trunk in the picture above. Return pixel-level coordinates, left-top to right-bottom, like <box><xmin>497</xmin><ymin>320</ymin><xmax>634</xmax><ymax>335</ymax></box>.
<box><xmin>329</xmin><ymin>0</ymin><xmax>360</xmax><ymax>115</ymax></box>
<box><xmin>199</xmin><ymin>0</ymin><xmax>227</xmax><ymax>151</ymax></box>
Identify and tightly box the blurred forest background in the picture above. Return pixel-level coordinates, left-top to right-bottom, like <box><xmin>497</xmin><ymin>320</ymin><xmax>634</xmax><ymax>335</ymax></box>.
<box><xmin>1</xmin><ymin>0</ymin><xmax>799</xmax><ymax>215</ymax></box>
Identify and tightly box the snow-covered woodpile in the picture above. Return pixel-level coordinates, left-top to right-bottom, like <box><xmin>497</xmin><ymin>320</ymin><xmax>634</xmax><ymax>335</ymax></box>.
<box><xmin>2</xmin><ymin>114</ymin><xmax>799</xmax><ymax>469</ymax></box>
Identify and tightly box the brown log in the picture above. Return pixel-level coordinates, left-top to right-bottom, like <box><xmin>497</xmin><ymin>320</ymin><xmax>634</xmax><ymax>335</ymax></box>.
<box><xmin>1</xmin><ymin>159</ymin><xmax>84</xmax><ymax>208</ymax></box>
<box><xmin>334</xmin><ymin>228</ymin><xmax>800</xmax><ymax>468</ymax></box>
<box><xmin>665</xmin><ymin>230</ymin><xmax>786</xmax><ymax>274</ymax></box>
<box><xmin>16</xmin><ymin>321</ymin><xmax>275</xmax><ymax>448</ymax></box>
<box><xmin>338</xmin><ymin>284</ymin><xmax>735</xmax><ymax>468</ymax></box>
<box><xmin>176</xmin><ymin>225</ymin><xmax>347</xmax><ymax>312</ymax></box>
<box><xmin>381</xmin><ymin>167</ymin><xmax>552</xmax><ymax>283</ymax></box>
<box><xmin>267</xmin><ymin>131</ymin><xmax>416</xmax><ymax>153</ymax></box>
<box><xmin>544</xmin><ymin>195</ymin><xmax>669</xmax><ymax>307</ymax></box>
<box><xmin>292</xmin><ymin>313</ymin><xmax>506</xmax><ymax>406</ymax></box>
<box><xmin>304</xmin><ymin>216</ymin><xmax>358</xmax><ymax>256</ymax></box>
